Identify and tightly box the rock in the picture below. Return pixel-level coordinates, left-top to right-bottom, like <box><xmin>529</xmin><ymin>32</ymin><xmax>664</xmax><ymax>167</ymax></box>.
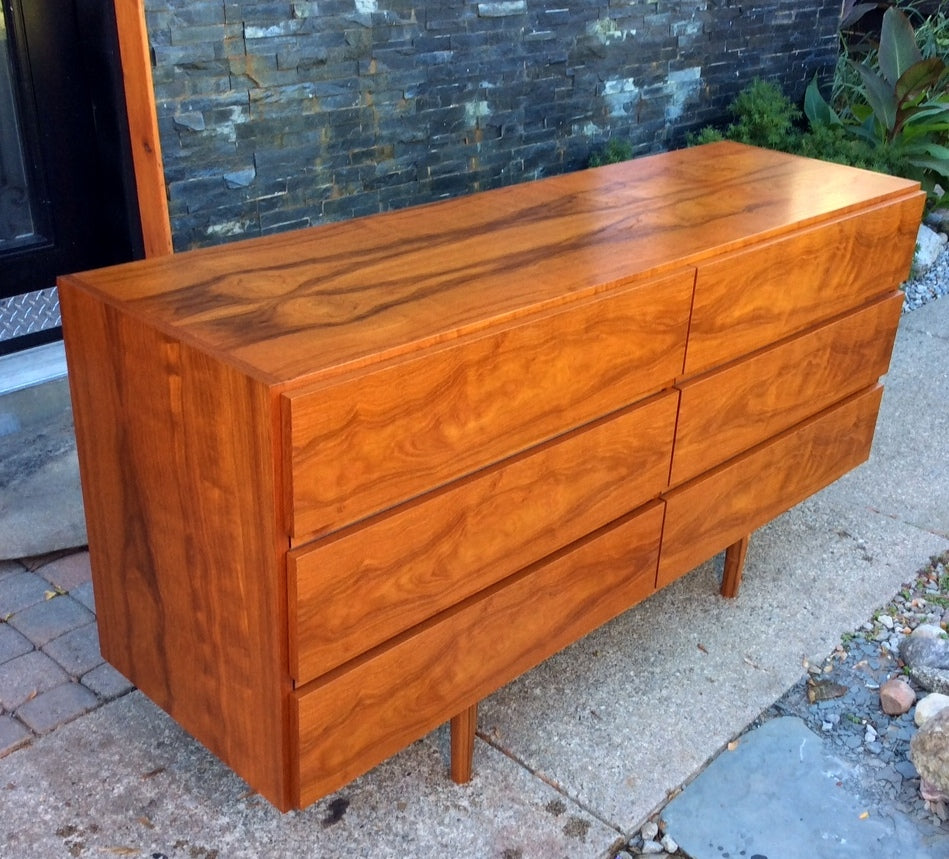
<box><xmin>640</xmin><ymin>820</ymin><xmax>659</xmax><ymax>841</ymax></box>
<box><xmin>879</xmin><ymin>613</ymin><xmax>894</xmax><ymax>629</ymax></box>
<box><xmin>660</xmin><ymin>833</ymin><xmax>679</xmax><ymax>853</ymax></box>
<box><xmin>924</xmin><ymin>206</ymin><xmax>949</xmax><ymax>234</ymax></box>
<box><xmin>911</xmin><ymin>708</ymin><xmax>949</xmax><ymax>800</ymax></box>
<box><xmin>913</xmin><ymin>223</ymin><xmax>948</xmax><ymax>276</ymax></box>
<box><xmin>640</xmin><ymin>841</ymin><xmax>665</xmax><ymax>855</ymax></box>
<box><xmin>911</xmin><ymin>623</ymin><xmax>945</xmax><ymax>640</ymax></box>
<box><xmin>915</xmin><ymin>693</ymin><xmax>949</xmax><ymax>727</ymax></box>
<box><xmin>899</xmin><ymin>632</ymin><xmax>949</xmax><ymax>670</ymax></box>
<box><xmin>880</xmin><ymin>677</ymin><xmax>916</xmax><ymax>716</ymax></box>
<box><xmin>909</xmin><ymin>665</ymin><xmax>949</xmax><ymax>696</ymax></box>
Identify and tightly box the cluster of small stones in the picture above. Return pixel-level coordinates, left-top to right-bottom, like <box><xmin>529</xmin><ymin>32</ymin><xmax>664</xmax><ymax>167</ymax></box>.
<box><xmin>904</xmin><ymin>207</ymin><xmax>949</xmax><ymax>311</ymax></box>
<box><xmin>613</xmin><ymin>817</ymin><xmax>682</xmax><ymax>858</ymax></box>
<box><xmin>769</xmin><ymin>551</ymin><xmax>949</xmax><ymax>828</ymax></box>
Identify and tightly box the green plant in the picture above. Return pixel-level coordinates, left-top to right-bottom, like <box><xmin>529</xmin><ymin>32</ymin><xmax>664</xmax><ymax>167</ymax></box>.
<box><xmin>588</xmin><ymin>138</ymin><xmax>635</xmax><ymax>167</ymax></box>
<box><xmin>805</xmin><ymin>7</ymin><xmax>949</xmax><ymax>199</ymax></box>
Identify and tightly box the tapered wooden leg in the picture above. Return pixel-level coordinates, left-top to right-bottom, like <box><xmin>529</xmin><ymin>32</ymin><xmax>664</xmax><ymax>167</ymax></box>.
<box><xmin>450</xmin><ymin>702</ymin><xmax>478</xmax><ymax>784</ymax></box>
<box><xmin>721</xmin><ymin>535</ymin><xmax>750</xmax><ymax>598</ymax></box>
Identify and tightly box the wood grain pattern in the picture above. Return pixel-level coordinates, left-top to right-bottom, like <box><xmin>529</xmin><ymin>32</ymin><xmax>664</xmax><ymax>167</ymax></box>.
<box><xmin>684</xmin><ymin>195</ymin><xmax>922</xmax><ymax>375</ymax></box>
<box><xmin>62</xmin><ymin>143</ymin><xmax>921</xmax><ymax>386</ymax></box>
<box><xmin>671</xmin><ymin>292</ymin><xmax>903</xmax><ymax>485</ymax></box>
<box><xmin>289</xmin><ymin>391</ymin><xmax>678</xmax><ymax>681</ymax></box>
<box><xmin>294</xmin><ymin>501</ymin><xmax>663</xmax><ymax>806</ymax></box>
<box><xmin>450</xmin><ymin>703</ymin><xmax>478</xmax><ymax>784</ymax></box>
<box><xmin>112</xmin><ymin>0</ymin><xmax>173</xmax><ymax>258</ymax></box>
<box><xmin>58</xmin><ymin>282</ymin><xmax>292</xmax><ymax>809</ymax></box>
<box><xmin>657</xmin><ymin>386</ymin><xmax>884</xmax><ymax>589</ymax></box>
<box><xmin>284</xmin><ymin>271</ymin><xmax>692</xmax><ymax>540</ymax></box>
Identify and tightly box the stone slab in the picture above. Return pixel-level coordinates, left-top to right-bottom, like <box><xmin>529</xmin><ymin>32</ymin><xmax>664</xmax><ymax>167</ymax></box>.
<box><xmin>661</xmin><ymin>716</ymin><xmax>949</xmax><ymax>859</ymax></box>
<box><xmin>477</xmin><ymin>495</ymin><xmax>949</xmax><ymax>833</ymax></box>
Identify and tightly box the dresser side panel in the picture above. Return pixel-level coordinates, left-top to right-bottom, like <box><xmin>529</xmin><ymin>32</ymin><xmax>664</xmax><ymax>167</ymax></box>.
<box><xmin>59</xmin><ymin>281</ymin><xmax>293</xmax><ymax>810</ymax></box>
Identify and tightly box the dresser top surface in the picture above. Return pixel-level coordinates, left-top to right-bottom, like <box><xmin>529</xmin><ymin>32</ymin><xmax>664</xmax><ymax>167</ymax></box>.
<box><xmin>60</xmin><ymin>142</ymin><xmax>921</xmax><ymax>386</ymax></box>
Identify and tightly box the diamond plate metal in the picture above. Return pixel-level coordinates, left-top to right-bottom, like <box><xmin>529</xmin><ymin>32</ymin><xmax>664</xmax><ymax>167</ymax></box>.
<box><xmin>0</xmin><ymin>287</ymin><xmax>61</xmax><ymax>341</ymax></box>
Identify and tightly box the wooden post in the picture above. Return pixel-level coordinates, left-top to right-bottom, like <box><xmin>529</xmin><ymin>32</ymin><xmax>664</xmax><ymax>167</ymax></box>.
<box><xmin>450</xmin><ymin>703</ymin><xmax>478</xmax><ymax>784</ymax></box>
<box><xmin>721</xmin><ymin>535</ymin><xmax>750</xmax><ymax>598</ymax></box>
<box><xmin>112</xmin><ymin>0</ymin><xmax>173</xmax><ymax>257</ymax></box>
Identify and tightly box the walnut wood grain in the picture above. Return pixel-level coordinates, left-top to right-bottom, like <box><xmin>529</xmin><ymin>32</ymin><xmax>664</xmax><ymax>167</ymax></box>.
<box><xmin>294</xmin><ymin>502</ymin><xmax>663</xmax><ymax>806</ymax></box>
<box><xmin>671</xmin><ymin>292</ymin><xmax>903</xmax><ymax>486</ymax></box>
<box><xmin>283</xmin><ymin>271</ymin><xmax>692</xmax><ymax>540</ymax></box>
<box><xmin>684</xmin><ymin>196</ymin><xmax>922</xmax><ymax>376</ymax></box>
<box><xmin>62</xmin><ymin>143</ymin><xmax>922</xmax><ymax>387</ymax></box>
<box><xmin>450</xmin><ymin>703</ymin><xmax>478</xmax><ymax>784</ymax></box>
<box><xmin>58</xmin><ymin>285</ymin><xmax>292</xmax><ymax>810</ymax></box>
<box><xmin>658</xmin><ymin>386</ymin><xmax>884</xmax><ymax>589</ymax></box>
<box><xmin>289</xmin><ymin>390</ymin><xmax>678</xmax><ymax>681</ymax></box>
<box><xmin>721</xmin><ymin>536</ymin><xmax>750</xmax><ymax>599</ymax></box>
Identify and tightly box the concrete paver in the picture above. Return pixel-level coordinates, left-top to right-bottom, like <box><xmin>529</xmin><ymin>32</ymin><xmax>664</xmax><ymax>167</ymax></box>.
<box><xmin>79</xmin><ymin>662</ymin><xmax>133</xmax><ymax>700</ymax></box>
<box><xmin>15</xmin><ymin>682</ymin><xmax>98</xmax><ymax>735</ymax></box>
<box><xmin>0</xmin><ymin>623</ymin><xmax>33</xmax><ymax>665</ymax></box>
<box><xmin>7</xmin><ymin>595</ymin><xmax>95</xmax><ymax>647</ymax></box>
<box><xmin>33</xmin><ymin>551</ymin><xmax>92</xmax><ymax>592</ymax></box>
<box><xmin>0</xmin><ymin>650</ymin><xmax>69</xmax><ymax>711</ymax></box>
<box><xmin>0</xmin><ymin>570</ymin><xmax>50</xmax><ymax>616</ymax></box>
<box><xmin>42</xmin><ymin>622</ymin><xmax>102</xmax><ymax>676</ymax></box>
<box><xmin>0</xmin><ymin>715</ymin><xmax>30</xmax><ymax>756</ymax></box>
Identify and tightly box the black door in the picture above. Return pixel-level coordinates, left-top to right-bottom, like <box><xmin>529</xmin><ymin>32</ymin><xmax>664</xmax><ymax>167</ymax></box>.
<box><xmin>0</xmin><ymin>0</ymin><xmax>142</xmax><ymax>356</ymax></box>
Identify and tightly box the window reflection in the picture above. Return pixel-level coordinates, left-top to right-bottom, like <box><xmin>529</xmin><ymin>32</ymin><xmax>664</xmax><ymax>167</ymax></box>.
<box><xmin>0</xmin><ymin>5</ymin><xmax>35</xmax><ymax>248</ymax></box>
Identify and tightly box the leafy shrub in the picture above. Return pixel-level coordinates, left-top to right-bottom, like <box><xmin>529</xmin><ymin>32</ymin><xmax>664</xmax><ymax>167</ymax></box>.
<box><xmin>588</xmin><ymin>138</ymin><xmax>635</xmax><ymax>167</ymax></box>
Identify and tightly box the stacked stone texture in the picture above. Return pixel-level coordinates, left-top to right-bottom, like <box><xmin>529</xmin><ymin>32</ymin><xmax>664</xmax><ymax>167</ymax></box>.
<box><xmin>143</xmin><ymin>0</ymin><xmax>839</xmax><ymax>250</ymax></box>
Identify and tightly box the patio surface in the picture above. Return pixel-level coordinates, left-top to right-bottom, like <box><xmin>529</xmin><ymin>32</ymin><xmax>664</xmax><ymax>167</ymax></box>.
<box><xmin>0</xmin><ymin>297</ymin><xmax>947</xmax><ymax>858</ymax></box>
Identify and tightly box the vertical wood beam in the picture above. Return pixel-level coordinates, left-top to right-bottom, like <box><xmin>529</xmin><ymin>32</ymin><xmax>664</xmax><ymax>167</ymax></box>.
<box><xmin>112</xmin><ymin>0</ymin><xmax>172</xmax><ymax>257</ymax></box>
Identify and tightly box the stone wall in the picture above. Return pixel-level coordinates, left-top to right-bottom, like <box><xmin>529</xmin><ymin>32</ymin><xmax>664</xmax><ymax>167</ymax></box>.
<box><xmin>144</xmin><ymin>0</ymin><xmax>841</xmax><ymax>250</ymax></box>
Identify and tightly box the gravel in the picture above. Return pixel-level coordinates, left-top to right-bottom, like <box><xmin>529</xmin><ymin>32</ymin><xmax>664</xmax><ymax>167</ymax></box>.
<box><xmin>903</xmin><ymin>242</ymin><xmax>949</xmax><ymax>311</ymax></box>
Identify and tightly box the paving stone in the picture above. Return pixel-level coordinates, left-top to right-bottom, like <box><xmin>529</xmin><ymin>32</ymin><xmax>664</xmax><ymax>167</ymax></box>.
<box><xmin>34</xmin><ymin>550</ymin><xmax>91</xmax><ymax>592</ymax></box>
<box><xmin>16</xmin><ymin>682</ymin><xmax>98</xmax><ymax>734</ymax></box>
<box><xmin>0</xmin><ymin>715</ymin><xmax>30</xmax><ymax>756</ymax></box>
<box><xmin>0</xmin><ymin>559</ymin><xmax>23</xmax><ymax>579</ymax></box>
<box><xmin>69</xmin><ymin>581</ymin><xmax>95</xmax><ymax>613</ymax></box>
<box><xmin>0</xmin><ymin>571</ymin><xmax>50</xmax><ymax>616</ymax></box>
<box><xmin>0</xmin><ymin>623</ymin><xmax>33</xmax><ymax>665</ymax></box>
<box><xmin>42</xmin><ymin>622</ymin><xmax>102</xmax><ymax>676</ymax></box>
<box><xmin>7</xmin><ymin>595</ymin><xmax>94</xmax><ymax>647</ymax></box>
<box><xmin>81</xmin><ymin>662</ymin><xmax>134</xmax><ymax>700</ymax></box>
<box><xmin>0</xmin><ymin>650</ymin><xmax>68</xmax><ymax>710</ymax></box>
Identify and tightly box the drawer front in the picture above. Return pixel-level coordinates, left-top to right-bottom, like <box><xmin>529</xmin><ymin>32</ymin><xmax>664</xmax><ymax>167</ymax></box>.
<box><xmin>293</xmin><ymin>501</ymin><xmax>664</xmax><ymax>806</ymax></box>
<box><xmin>685</xmin><ymin>193</ymin><xmax>921</xmax><ymax>375</ymax></box>
<box><xmin>289</xmin><ymin>391</ymin><xmax>678</xmax><ymax>682</ymax></box>
<box><xmin>658</xmin><ymin>385</ymin><xmax>883</xmax><ymax>588</ymax></box>
<box><xmin>283</xmin><ymin>269</ymin><xmax>693</xmax><ymax>540</ymax></box>
<box><xmin>671</xmin><ymin>292</ymin><xmax>902</xmax><ymax>486</ymax></box>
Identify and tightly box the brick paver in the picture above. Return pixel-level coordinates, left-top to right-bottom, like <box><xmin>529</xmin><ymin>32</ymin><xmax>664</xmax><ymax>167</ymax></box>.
<box><xmin>0</xmin><ymin>549</ymin><xmax>135</xmax><ymax>756</ymax></box>
<box><xmin>7</xmin><ymin>594</ymin><xmax>95</xmax><ymax>647</ymax></box>
<box><xmin>0</xmin><ymin>715</ymin><xmax>30</xmax><ymax>755</ymax></box>
<box><xmin>0</xmin><ymin>650</ymin><xmax>69</xmax><ymax>710</ymax></box>
<box><xmin>34</xmin><ymin>551</ymin><xmax>92</xmax><ymax>591</ymax></box>
<box><xmin>0</xmin><ymin>623</ymin><xmax>33</xmax><ymax>665</ymax></box>
<box><xmin>81</xmin><ymin>662</ymin><xmax>133</xmax><ymax>700</ymax></box>
<box><xmin>0</xmin><ymin>571</ymin><xmax>50</xmax><ymax>616</ymax></box>
<box><xmin>42</xmin><ymin>622</ymin><xmax>102</xmax><ymax>676</ymax></box>
<box><xmin>16</xmin><ymin>681</ymin><xmax>98</xmax><ymax>734</ymax></box>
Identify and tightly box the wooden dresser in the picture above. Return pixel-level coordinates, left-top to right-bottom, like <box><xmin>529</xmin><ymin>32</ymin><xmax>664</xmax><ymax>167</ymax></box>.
<box><xmin>58</xmin><ymin>142</ymin><xmax>924</xmax><ymax>810</ymax></box>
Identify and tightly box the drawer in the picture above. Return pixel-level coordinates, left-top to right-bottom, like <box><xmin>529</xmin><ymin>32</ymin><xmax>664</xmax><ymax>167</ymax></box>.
<box><xmin>658</xmin><ymin>385</ymin><xmax>883</xmax><ymax>588</ymax></box>
<box><xmin>289</xmin><ymin>390</ymin><xmax>678</xmax><ymax>682</ymax></box>
<box><xmin>670</xmin><ymin>292</ymin><xmax>902</xmax><ymax>485</ymax></box>
<box><xmin>292</xmin><ymin>500</ymin><xmax>664</xmax><ymax>806</ymax></box>
<box><xmin>281</xmin><ymin>269</ymin><xmax>693</xmax><ymax>541</ymax></box>
<box><xmin>684</xmin><ymin>193</ymin><xmax>922</xmax><ymax>375</ymax></box>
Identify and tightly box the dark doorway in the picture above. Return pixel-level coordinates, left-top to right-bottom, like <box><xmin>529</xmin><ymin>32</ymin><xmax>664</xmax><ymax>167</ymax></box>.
<box><xmin>0</xmin><ymin>0</ymin><xmax>142</xmax><ymax>356</ymax></box>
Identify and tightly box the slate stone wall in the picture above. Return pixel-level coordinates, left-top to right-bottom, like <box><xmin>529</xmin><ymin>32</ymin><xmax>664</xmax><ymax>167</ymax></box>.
<box><xmin>144</xmin><ymin>0</ymin><xmax>841</xmax><ymax>250</ymax></box>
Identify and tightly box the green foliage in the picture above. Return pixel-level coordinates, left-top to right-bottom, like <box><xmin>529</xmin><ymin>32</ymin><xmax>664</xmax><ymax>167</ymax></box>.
<box><xmin>692</xmin><ymin>4</ymin><xmax>949</xmax><ymax>205</ymax></box>
<box><xmin>588</xmin><ymin>138</ymin><xmax>634</xmax><ymax>167</ymax></box>
<box><xmin>805</xmin><ymin>7</ymin><xmax>949</xmax><ymax>199</ymax></box>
